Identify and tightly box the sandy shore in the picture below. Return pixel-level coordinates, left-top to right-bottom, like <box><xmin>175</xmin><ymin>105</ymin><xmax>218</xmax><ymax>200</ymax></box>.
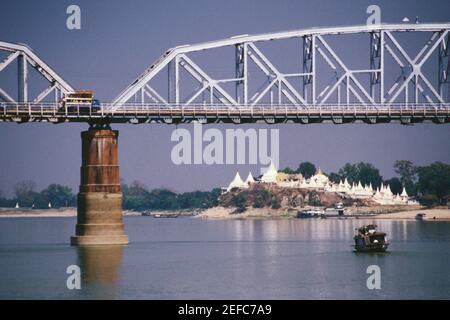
<box><xmin>373</xmin><ymin>208</ymin><xmax>450</xmax><ymax>220</ymax></box>
<box><xmin>2</xmin><ymin>206</ymin><xmax>449</xmax><ymax>221</ymax></box>
<box><xmin>196</xmin><ymin>206</ymin><xmax>450</xmax><ymax>221</ymax></box>
<box><xmin>0</xmin><ymin>208</ymin><xmax>141</xmax><ymax>218</ymax></box>
<box><xmin>195</xmin><ymin>206</ymin><xmax>297</xmax><ymax>220</ymax></box>
<box><xmin>0</xmin><ymin>208</ymin><xmax>77</xmax><ymax>217</ymax></box>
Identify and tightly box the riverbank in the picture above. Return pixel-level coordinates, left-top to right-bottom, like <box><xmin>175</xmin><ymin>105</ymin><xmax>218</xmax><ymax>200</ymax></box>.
<box><xmin>2</xmin><ymin>206</ymin><xmax>449</xmax><ymax>220</ymax></box>
<box><xmin>0</xmin><ymin>208</ymin><xmax>77</xmax><ymax>217</ymax></box>
<box><xmin>196</xmin><ymin>206</ymin><xmax>450</xmax><ymax>220</ymax></box>
<box><xmin>0</xmin><ymin>208</ymin><xmax>141</xmax><ymax>217</ymax></box>
<box><xmin>373</xmin><ymin>208</ymin><xmax>450</xmax><ymax>220</ymax></box>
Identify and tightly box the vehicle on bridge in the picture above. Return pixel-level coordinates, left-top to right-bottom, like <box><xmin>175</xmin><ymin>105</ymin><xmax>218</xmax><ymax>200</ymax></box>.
<box><xmin>59</xmin><ymin>90</ymin><xmax>101</xmax><ymax>114</ymax></box>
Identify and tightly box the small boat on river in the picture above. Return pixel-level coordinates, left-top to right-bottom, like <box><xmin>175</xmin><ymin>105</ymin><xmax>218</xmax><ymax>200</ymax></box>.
<box><xmin>353</xmin><ymin>224</ymin><xmax>389</xmax><ymax>252</ymax></box>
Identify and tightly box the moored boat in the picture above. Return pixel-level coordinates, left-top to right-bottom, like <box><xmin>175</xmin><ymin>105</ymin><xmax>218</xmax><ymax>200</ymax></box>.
<box><xmin>297</xmin><ymin>208</ymin><xmax>325</xmax><ymax>219</ymax></box>
<box><xmin>415</xmin><ymin>213</ymin><xmax>427</xmax><ymax>221</ymax></box>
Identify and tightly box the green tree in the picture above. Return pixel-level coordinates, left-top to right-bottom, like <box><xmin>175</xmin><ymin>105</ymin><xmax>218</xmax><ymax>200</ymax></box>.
<box><xmin>296</xmin><ymin>162</ymin><xmax>316</xmax><ymax>179</ymax></box>
<box><xmin>232</xmin><ymin>193</ymin><xmax>248</xmax><ymax>209</ymax></box>
<box><xmin>121</xmin><ymin>180</ymin><xmax>151</xmax><ymax>210</ymax></box>
<box><xmin>338</xmin><ymin>162</ymin><xmax>383</xmax><ymax>188</ymax></box>
<box><xmin>121</xmin><ymin>180</ymin><xmax>222</xmax><ymax>211</ymax></box>
<box><xmin>394</xmin><ymin>160</ymin><xmax>417</xmax><ymax>195</ymax></box>
<box><xmin>328</xmin><ymin>172</ymin><xmax>342</xmax><ymax>183</ymax></box>
<box><xmin>41</xmin><ymin>184</ymin><xmax>75</xmax><ymax>208</ymax></box>
<box><xmin>307</xmin><ymin>191</ymin><xmax>322</xmax><ymax>206</ymax></box>
<box><xmin>0</xmin><ymin>190</ymin><xmax>15</xmax><ymax>208</ymax></box>
<box><xmin>416</xmin><ymin>162</ymin><xmax>450</xmax><ymax>205</ymax></box>
<box><xmin>280</xmin><ymin>167</ymin><xmax>295</xmax><ymax>174</ymax></box>
<box><xmin>271</xmin><ymin>196</ymin><xmax>281</xmax><ymax>209</ymax></box>
<box><xmin>125</xmin><ymin>180</ymin><xmax>149</xmax><ymax>197</ymax></box>
<box><xmin>148</xmin><ymin>189</ymin><xmax>179</xmax><ymax>210</ymax></box>
<box><xmin>252</xmin><ymin>189</ymin><xmax>271</xmax><ymax>208</ymax></box>
<box><xmin>203</xmin><ymin>188</ymin><xmax>221</xmax><ymax>208</ymax></box>
<box><xmin>394</xmin><ymin>160</ymin><xmax>417</xmax><ymax>185</ymax></box>
<box><xmin>384</xmin><ymin>177</ymin><xmax>403</xmax><ymax>195</ymax></box>
<box><xmin>420</xmin><ymin>194</ymin><xmax>439</xmax><ymax>207</ymax></box>
<box><xmin>14</xmin><ymin>180</ymin><xmax>37</xmax><ymax>207</ymax></box>
<box><xmin>32</xmin><ymin>192</ymin><xmax>49</xmax><ymax>209</ymax></box>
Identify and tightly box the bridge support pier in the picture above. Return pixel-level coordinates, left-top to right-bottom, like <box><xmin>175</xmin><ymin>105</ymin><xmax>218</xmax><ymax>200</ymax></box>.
<box><xmin>71</xmin><ymin>126</ymin><xmax>128</xmax><ymax>246</ymax></box>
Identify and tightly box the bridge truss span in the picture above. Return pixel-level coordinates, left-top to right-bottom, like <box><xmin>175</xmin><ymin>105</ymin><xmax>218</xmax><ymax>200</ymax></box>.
<box><xmin>112</xmin><ymin>23</ymin><xmax>450</xmax><ymax>113</ymax></box>
<box><xmin>0</xmin><ymin>41</ymin><xmax>74</xmax><ymax>104</ymax></box>
<box><xmin>1</xmin><ymin>23</ymin><xmax>450</xmax><ymax>125</ymax></box>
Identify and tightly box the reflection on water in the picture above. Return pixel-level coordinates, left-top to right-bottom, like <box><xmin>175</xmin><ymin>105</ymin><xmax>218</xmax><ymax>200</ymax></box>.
<box><xmin>0</xmin><ymin>216</ymin><xmax>449</xmax><ymax>299</ymax></box>
<box><xmin>77</xmin><ymin>246</ymin><xmax>124</xmax><ymax>284</ymax></box>
<box><xmin>76</xmin><ymin>246</ymin><xmax>124</xmax><ymax>299</ymax></box>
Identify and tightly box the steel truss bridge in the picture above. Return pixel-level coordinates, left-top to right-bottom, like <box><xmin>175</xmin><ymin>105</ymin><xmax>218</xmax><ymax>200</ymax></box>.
<box><xmin>1</xmin><ymin>23</ymin><xmax>450</xmax><ymax>125</ymax></box>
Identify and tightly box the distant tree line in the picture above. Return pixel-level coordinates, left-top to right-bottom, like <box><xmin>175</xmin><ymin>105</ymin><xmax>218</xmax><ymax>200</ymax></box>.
<box><xmin>281</xmin><ymin>160</ymin><xmax>450</xmax><ymax>206</ymax></box>
<box><xmin>0</xmin><ymin>181</ymin><xmax>76</xmax><ymax>209</ymax></box>
<box><xmin>121</xmin><ymin>181</ymin><xmax>221</xmax><ymax>211</ymax></box>
<box><xmin>0</xmin><ymin>179</ymin><xmax>222</xmax><ymax>211</ymax></box>
<box><xmin>1</xmin><ymin>161</ymin><xmax>448</xmax><ymax>209</ymax></box>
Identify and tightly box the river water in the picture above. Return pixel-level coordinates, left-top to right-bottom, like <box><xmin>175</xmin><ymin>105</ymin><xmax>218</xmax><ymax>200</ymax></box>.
<box><xmin>0</xmin><ymin>216</ymin><xmax>449</xmax><ymax>299</ymax></box>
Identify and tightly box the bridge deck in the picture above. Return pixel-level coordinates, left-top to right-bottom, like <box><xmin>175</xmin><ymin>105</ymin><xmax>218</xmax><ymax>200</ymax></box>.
<box><xmin>1</xmin><ymin>103</ymin><xmax>449</xmax><ymax>124</ymax></box>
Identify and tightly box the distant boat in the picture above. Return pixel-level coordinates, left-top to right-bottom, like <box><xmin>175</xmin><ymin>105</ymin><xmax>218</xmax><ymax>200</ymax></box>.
<box><xmin>353</xmin><ymin>224</ymin><xmax>389</xmax><ymax>253</ymax></box>
<box><xmin>142</xmin><ymin>211</ymin><xmax>179</xmax><ymax>218</ymax></box>
<box><xmin>297</xmin><ymin>210</ymin><xmax>312</xmax><ymax>218</ymax></box>
<box><xmin>15</xmin><ymin>202</ymin><xmax>19</xmax><ymax>209</ymax></box>
<box><xmin>153</xmin><ymin>214</ymin><xmax>178</xmax><ymax>218</ymax></box>
<box><xmin>334</xmin><ymin>202</ymin><xmax>344</xmax><ymax>210</ymax></box>
<box><xmin>297</xmin><ymin>209</ymin><xmax>325</xmax><ymax>219</ymax></box>
<box><xmin>334</xmin><ymin>202</ymin><xmax>345</xmax><ymax>216</ymax></box>
<box><xmin>324</xmin><ymin>207</ymin><xmax>346</xmax><ymax>217</ymax></box>
<box><xmin>415</xmin><ymin>213</ymin><xmax>427</xmax><ymax>221</ymax></box>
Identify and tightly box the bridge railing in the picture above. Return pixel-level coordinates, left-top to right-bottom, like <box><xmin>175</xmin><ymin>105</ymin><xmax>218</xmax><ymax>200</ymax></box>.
<box><xmin>1</xmin><ymin>102</ymin><xmax>449</xmax><ymax>119</ymax></box>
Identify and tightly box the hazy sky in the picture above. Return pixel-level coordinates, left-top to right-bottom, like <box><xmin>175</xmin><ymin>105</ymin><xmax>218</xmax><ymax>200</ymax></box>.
<box><xmin>0</xmin><ymin>0</ymin><xmax>449</xmax><ymax>196</ymax></box>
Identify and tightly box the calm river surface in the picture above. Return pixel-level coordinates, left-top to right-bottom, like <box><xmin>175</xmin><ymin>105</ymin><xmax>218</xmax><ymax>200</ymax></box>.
<box><xmin>0</xmin><ymin>216</ymin><xmax>449</xmax><ymax>299</ymax></box>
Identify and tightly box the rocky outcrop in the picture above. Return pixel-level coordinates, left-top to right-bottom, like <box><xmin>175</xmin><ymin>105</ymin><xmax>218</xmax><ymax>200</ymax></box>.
<box><xmin>219</xmin><ymin>183</ymin><xmax>376</xmax><ymax>210</ymax></box>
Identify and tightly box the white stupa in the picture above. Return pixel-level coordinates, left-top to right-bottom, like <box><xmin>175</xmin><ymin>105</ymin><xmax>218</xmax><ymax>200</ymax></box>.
<box><xmin>307</xmin><ymin>167</ymin><xmax>329</xmax><ymax>189</ymax></box>
<box><xmin>221</xmin><ymin>163</ymin><xmax>417</xmax><ymax>205</ymax></box>
<box><xmin>227</xmin><ymin>172</ymin><xmax>246</xmax><ymax>191</ymax></box>
<box><xmin>261</xmin><ymin>160</ymin><xmax>278</xmax><ymax>183</ymax></box>
<box><xmin>401</xmin><ymin>187</ymin><xmax>409</xmax><ymax>198</ymax></box>
<box><xmin>245</xmin><ymin>172</ymin><xmax>255</xmax><ymax>185</ymax></box>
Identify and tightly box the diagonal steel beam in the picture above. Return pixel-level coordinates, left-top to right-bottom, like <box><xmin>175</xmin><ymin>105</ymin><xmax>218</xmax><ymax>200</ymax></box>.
<box><xmin>0</xmin><ymin>51</ymin><xmax>20</xmax><ymax>72</ymax></box>
<box><xmin>145</xmin><ymin>84</ymin><xmax>169</xmax><ymax>105</ymax></box>
<box><xmin>179</xmin><ymin>54</ymin><xmax>238</xmax><ymax>105</ymax></box>
<box><xmin>33</xmin><ymin>84</ymin><xmax>56</xmax><ymax>103</ymax></box>
<box><xmin>248</xmin><ymin>43</ymin><xmax>307</xmax><ymax>105</ymax></box>
<box><xmin>384</xmin><ymin>30</ymin><xmax>448</xmax><ymax>104</ymax></box>
<box><xmin>0</xmin><ymin>87</ymin><xmax>15</xmax><ymax>103</ymax></box>
<box><xmin>316</xmin><ymin>35</ymin><xmax>375</xmax><ymax>105</ymax></box>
